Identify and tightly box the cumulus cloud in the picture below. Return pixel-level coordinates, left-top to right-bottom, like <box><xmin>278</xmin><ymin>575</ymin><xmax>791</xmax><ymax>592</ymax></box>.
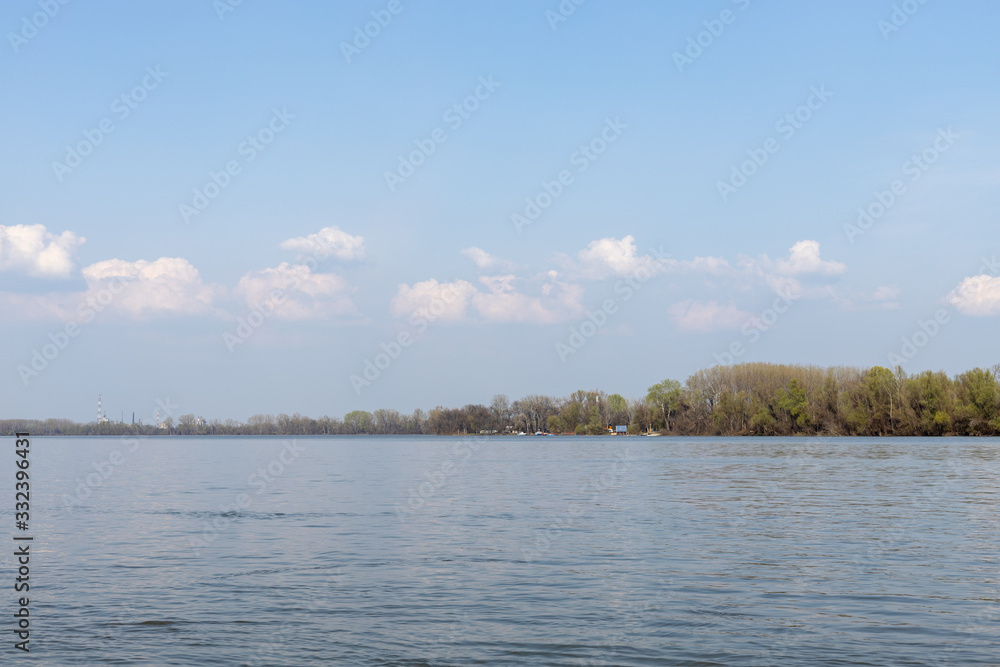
<box><xmin>668</xmin><ymin>300</ymin><xmax>753</xmax><ymax>333</ymax></box>
<box><xmin>81</xmin><ymin>257</ymin><xmax>223</xmax><ymax>317</ymax></box>
<box><xmin>738</xmin><ymin>240</ymin><xmax>847</xmax><ymax>300</ymax></box>
<box><xmin>279</xmin><ymin>226</ymin><xmax>365</xmax><ymax>261</ymax></box>
<box><xmin>573</xmin><ymin>235</ymin><xmax>656</xmax><ymax>279</ymax></box>
<box><xmin>472</xmin><ymin>274</ymin><xmax>583</xmax><ymax>323</ymax></box>
<box><xmin>0</xmin><ymin>224</ymin><xmax>85</xmax><ymax>278</ymax></box>
<box><xmin>391</xmin><ymin>279</ymin><xmax>478</xmax><ymax>322</ymax></box>
<box><xmin>235</xmin><ymin>263</ymin><xmax>360</xmax><ymax>320</ymax></box>
<box><xmin>740</xmin><ymin>240</ymin><xmax>845</xmax><ymax>278</ymax></box>
<box><xmin>461</xmin><ymin>247</ymin><xmax>518</xmax><ymax>272</ymax></box>
<box><xmin>556</xmin><ymin>235</ymin><xmax>670</xmax><ymax>280</ymax></box>
<box><xmin>391</xmin><ymin>273</ymin><xmax>584</xmax><ymax>325</ymax></box>
<box><xmin>774</xmin><ymin>240</ymin><xmax>847</xmax><ymax>276</ymax></box>
<box><xmin>392</xmin><ymin>238</ymin><xmax>851</xmax><ymax>330</ymax></box>
<box><xmin>472</xmin><ymin>291</ymin><xmax>563</xmax><ymax>323</ymax></box>
<box><xmin>948</xmin><ymin>275</ymin><xmax>1000</xmax><ymax>316</ymax></box>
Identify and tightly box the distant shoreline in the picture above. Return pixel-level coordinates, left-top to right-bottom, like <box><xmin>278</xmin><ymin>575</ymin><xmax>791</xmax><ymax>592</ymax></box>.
<box><xmin>6</xmin><ymin>362</ymin><xmax>1000</xmax><ymax>438</ymax></box>
<box><xmin>3</xmin><ymin>431</ymin><xmax>1000</xmax><ymax>439</ymax></box>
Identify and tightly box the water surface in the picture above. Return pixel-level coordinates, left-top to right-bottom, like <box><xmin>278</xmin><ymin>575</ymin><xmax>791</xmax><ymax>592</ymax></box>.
<box><xmin>4</xmin><ymin>436</ymin><xmax>999</xmax><ymax>665</ymax></box>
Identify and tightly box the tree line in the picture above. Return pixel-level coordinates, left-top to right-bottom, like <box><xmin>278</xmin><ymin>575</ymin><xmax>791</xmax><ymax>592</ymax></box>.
<box><xmin>4</xmin><ymin>363</ymin><xmax>1000</xmax><ymax>437</ymax></box>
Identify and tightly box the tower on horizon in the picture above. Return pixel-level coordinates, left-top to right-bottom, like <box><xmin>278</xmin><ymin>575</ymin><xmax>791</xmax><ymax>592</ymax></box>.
<box><xmin>97</xmin><ymin>394</ymin><xmax>109</xmax><ymax>423</ymax></box>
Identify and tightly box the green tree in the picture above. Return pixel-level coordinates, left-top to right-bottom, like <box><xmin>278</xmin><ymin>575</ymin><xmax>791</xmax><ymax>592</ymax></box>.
<box><xmin>343</xmin><ymin>410</ymin><xmax>373</xmax><ymax>434</ymax></box>
<box><xmin>955</xmin><ymin>368</ymin><xmax>1000</xmax><ymax>434</ymax></box>
<box><xmin>849</xmin><ymin>366</ymin><xmax>897</xmax><ymax>435</ymax></box>
<box><xmin>646</xmin><ymin>379</ymin><xmax>682</xmax><ymax>432</ymax></box>
<box><xmin>777</xmin><ymin>379</ymin><xmax>810</xmax><ymax>430</ymax></box>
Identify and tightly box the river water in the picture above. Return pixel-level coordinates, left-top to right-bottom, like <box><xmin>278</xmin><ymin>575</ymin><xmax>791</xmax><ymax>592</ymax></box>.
<box><xmin>3</xmin><ymin>435</ymin><xmax>998</xmax><ymax>665</ymax></box>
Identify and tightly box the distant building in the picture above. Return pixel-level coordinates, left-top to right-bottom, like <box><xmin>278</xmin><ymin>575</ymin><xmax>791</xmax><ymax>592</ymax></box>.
<box><xmin>97</xmin><ymin>395</ymin><xmax>109</xmax><ymax>423</ymax></box>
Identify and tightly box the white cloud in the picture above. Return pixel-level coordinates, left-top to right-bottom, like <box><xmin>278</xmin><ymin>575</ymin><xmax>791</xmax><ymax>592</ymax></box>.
<box><xmin>761</xmin><ymin>274</ymin><xmax>804</xmax><ymax>300</ymax></box>
<box><xmin>235</xmin><ymin>263</ymin><xmax>360</xmax><ymax>320</ymax></box>
<box><xmin>0</xmin><ymin>224</ymin><xmax>85</xmax><ymax>278</ymax></box>
<box><xmin>479</xmin><ymin>274</ymin><xmax>516</xmax><ymax>294</ymax></box>
<box><xmin>557</xmin><ymin>235</ymin><xmax>734</xmax><ymax>281</ymax></box>
<box><xmin>774</xmin><ymin>240</ymin><xmax>847</xmax><ymax>276</ymax></box>
<box><xmin>394</xmin><ymin>238</ymin><xmax>850</xmax><ymax>330</ymax></box>
<box><xmin>472</xmin><ymin>291</ymin><xmax>563</xmax><ymax>323</ymax></box>
<box><xmin>573</xmin><ymin>235</ymin><xmax>656</xmax><ymax>279</ymax></box>
<box><xmin>668</xmin><ymin>300</ymin><xmax>753</xmax><ymax>332</ymax></box>
<box><xmin>461</xmin><ymin>247</ymin><xmax>518</xmax><ymax>272</ymax></box>
<box><xmin>391</xmin><ymin>279</ymin><xmax>478</xmax><ymax>322</ymax></box>
<box><xmin>949</xmin><ymin>275</ymin><xmax>1000</xmax><ymax>316</ymax></box>
<box><xmin>391</xmin><ymin>273</ymin><xmax>584</xmax><ymax>325</ymax></box>
<box><xmin>279</xmin><ymin>226</ymin><xmax>365</xmax><ymax>261</ymax></box>
<box><xmin>553</xmin><ymin>235</ymin><xmax>671</xmax><ymax>281</ymax></box>
<box><xmin>471</xmin><ymin>274</ymin><xmax>583</xmax><ymax>323</ymax></box>
<box><xmin>81</xmin><ymin>257</ymin><xmax>223</xmax><ymax>317</ymax></box>
<box><xmin>737</xmin><ymin>240</ymin><xmax>847</xmax><ymax>301</ymax></box>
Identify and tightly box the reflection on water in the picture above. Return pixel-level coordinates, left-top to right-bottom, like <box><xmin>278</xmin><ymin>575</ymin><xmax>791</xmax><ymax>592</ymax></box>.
<box><xmin>4</xmin><ymin>436</ymin><xmax>998</xmax><ymax>665</ymax></box>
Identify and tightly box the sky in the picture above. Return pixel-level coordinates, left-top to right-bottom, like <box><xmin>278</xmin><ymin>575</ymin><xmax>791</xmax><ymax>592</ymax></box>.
<box><xmin>2</xmin><ymin>0</ymin><xmax>999</xmax><ymax>423</ymax></box>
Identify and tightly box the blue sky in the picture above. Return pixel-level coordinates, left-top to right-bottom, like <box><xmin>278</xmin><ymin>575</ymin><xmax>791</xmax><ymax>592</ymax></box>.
<box><xmin>2</xmin><ymin>0</ymin><xmax>999</xmax><ymax>422</ymax></box>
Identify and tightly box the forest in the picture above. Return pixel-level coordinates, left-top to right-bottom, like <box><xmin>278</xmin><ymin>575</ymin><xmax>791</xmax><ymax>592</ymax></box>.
<box><xmin>4</xmin><ymin>363</ymin><xmax>1000</xmax><ymax>438</ymax></box>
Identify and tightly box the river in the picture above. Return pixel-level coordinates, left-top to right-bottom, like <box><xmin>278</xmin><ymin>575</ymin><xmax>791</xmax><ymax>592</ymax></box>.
<box><xmin>5</xmin><ymin>435</ymin><xmax>999</xmax><ymax>665</ymax></box>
